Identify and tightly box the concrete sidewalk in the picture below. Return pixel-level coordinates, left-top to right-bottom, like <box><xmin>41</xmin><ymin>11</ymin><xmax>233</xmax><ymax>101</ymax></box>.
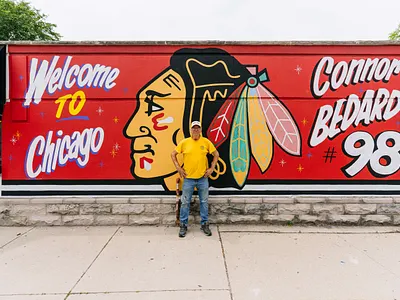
<box><xmin>1</xmin><ymin>225</ymin><xmax>400</xmax><ymax>300</ymax></box>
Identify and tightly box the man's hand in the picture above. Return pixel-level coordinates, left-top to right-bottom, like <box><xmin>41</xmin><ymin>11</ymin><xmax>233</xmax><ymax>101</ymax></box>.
<box><xmin>204</xmin><ymin>149</ymin><xmax>219</xmax><ymax>178</ymax></box>
<box><xmin>171</xmin><ymin>150</ymin><xmax>186</xmax><ymax>178</ymax></box>
<box><xmin>204</xmin><ymin>168</ymin><xmax>214</xmax><ymax>178</ymax></box>
<box><xmin>177</xmin><ymin>167</ymin><xmax>187</xmax><ymax>178</ymax></box>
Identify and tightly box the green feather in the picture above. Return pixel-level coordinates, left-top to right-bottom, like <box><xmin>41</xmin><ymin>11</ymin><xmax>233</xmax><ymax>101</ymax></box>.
<box><xmin>229</xmin><ymin>86</ymin><xmax>250</xmax><ymax>187</ymax></box>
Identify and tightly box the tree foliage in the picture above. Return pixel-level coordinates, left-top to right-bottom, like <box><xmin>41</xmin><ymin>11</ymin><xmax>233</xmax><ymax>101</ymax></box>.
<box><xmin>0</xmin><ymin>0</ymin><xmax>61</xmax><ymax>41</ymax></box>
<box><xmin>389</xmin><ymin>24</ymin><xmax>400</xmax><ymax>41</ymax></box>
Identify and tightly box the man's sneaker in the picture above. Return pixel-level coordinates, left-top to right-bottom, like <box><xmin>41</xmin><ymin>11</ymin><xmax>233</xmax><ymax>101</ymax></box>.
<box><xmin>179</xmin><ymin>225</ymin><xmax>187</xmax><ymax>238</ymax></box>
<box><xmin>200</xmin><ymin>223</ymin><xmax>212</xmax><ymax>236</ymax></box>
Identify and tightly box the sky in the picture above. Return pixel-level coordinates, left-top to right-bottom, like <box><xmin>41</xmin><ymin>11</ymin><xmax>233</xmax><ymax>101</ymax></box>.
<box><xmin>28</xmin><ymin>0</ymin><xmax>400</xmax><ymax>41</ymax></box>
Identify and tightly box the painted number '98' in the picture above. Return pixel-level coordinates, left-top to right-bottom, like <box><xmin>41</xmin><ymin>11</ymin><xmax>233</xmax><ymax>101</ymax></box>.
<box><xmin>343</xmin><ymin>131</ymin><xmax>400</xmax><ymax>177</ymax></box>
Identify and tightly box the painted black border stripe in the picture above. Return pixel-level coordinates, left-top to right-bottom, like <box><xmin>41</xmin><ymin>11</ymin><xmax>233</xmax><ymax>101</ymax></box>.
<box><xmin>2</xmin><ymin>190</ymin><xmax>399</xmax><ymax>196</ymax></box>
<box><xmin>2</xmin><ymin>179</ymin><xmax>400</xmax><ymax>185</ymax></box>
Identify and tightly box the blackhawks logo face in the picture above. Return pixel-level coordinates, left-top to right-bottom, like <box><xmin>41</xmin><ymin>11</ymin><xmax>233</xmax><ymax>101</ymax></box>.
<box><xmin>123</xmin><ymin>48</ymin><xmax>301</xmax><ymax>191</ymax></box>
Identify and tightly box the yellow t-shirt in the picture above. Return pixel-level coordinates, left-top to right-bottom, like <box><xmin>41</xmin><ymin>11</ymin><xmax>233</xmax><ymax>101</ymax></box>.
<box><xmin>175</xmin><ymin>136</ymin><xmax>217</xmax><ymax>179</ymax></box>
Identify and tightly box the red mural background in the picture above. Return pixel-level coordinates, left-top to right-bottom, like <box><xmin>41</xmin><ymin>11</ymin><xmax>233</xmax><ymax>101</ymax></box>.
<box><xmin>2</xmin><ymin>44</ymin><xmax>400</xmax><ymax>195</ymax></box>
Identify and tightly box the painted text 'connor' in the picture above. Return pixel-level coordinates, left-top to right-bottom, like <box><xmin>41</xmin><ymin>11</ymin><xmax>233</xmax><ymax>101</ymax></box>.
<box><xmin>311</xmin><ymin>57</ymin><xmax>400</xmax><ymax>98</ymax></box>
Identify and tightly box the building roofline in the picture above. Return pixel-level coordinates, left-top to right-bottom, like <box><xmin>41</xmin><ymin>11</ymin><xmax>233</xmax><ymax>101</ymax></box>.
<box><xmin>1</xmin><ymin>40</ymin><xmax>400</xmax><ymax>46</ymax></box>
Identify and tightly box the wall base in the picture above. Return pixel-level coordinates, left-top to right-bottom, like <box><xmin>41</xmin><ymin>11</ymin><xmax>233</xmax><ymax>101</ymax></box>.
<box><xmin>1</xmin><ymin>196</ymin><xmax>400</xmax><ymax>226</ymax></box>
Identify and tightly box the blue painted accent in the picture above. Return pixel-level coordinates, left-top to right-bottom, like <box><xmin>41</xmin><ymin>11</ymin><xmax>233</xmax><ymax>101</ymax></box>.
<box><xmin>56</xmin><ymin>116</ymin><xmax>89</xmax><ymax>122</ymax></box>
<box><xmin>76</xmin><ymin>130</ymin><xmax>90</xmax><ymax>168</ymax></box>
<box><xmin>45</xmin><ymin>57</ymin><xmax>59</xmax><ymax>96</ymax></box>
<box><xmin>44</xmin><ymin>131</ymin><xmax>54</xmax><ymax>175</ymax></box>
<box><xmin>247</xmin><ymin>77</ymin><xmax>258</xmax><ymax>87</ymax></box>
<box><xmin>248</xmin><ymin>87</ymin><xmax>258</xmax><ymax>97</ymax></box>
<box><xmin>76</xmin><ymin>63</ymin><xmax>88</xmax><ymax>88</ymax></box>
<box><xmin>24</xmin><ymin>136</ymin><xmax>45</xmax><ymax>179</ymax></box>
<box><xmin>258</xmin><ymin>72</ymin><xmax>268</xmax><ymax>82</ymax></box>
<box><xmin>90</xmin><ymin>129</ymin><xmax>102</xmax><ymax>155</ymax></box>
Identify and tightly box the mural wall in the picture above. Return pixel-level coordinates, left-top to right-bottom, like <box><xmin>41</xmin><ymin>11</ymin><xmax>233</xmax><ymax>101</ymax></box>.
<box><xmin>0</xmin><ymin>46</ymin><xmax>5</xmax><ymax>175</ymax></box>
<box><xmin>2</xmin><ymin>44</ymin><xmax>400</xmax><ymax>196</ymax></box>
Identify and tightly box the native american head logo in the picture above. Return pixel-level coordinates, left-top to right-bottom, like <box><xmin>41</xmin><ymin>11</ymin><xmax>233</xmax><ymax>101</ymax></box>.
<box><xmin>123</xmin><ymin>48</ymin><xmax>302</xmax><ymax>190</ymax></box>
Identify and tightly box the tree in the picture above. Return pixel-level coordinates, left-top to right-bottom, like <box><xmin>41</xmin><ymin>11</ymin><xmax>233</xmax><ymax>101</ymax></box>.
<box><xmin>389</xmin><ymin>24</ymin><xmax>400</xmax><ymax>40</ymax></box>
<box><xmin>0</xmin><ymin>0</ymin><xmax>61</xmax><ymax>41</ymax></box>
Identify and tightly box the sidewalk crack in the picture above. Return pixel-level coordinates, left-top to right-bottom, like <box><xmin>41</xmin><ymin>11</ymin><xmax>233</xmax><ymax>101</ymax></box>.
<box><xmin>0</xmin><ymin>227</ymin><xmax>35</xmax><ymax>249</ymax></box>
<box><xmin>338</xmin><ymin>234</ymin><xmax>400</xmax><ymax>280</ymax></box>
<box><xmin>64</xmin><ymin>226</ymin><xmax>120</xmax><ymax>299</ymax></box>
<box><xmin>217</xmin><ymin>225</ymin><xmax>234</xmax><ymax>300</ymax></box>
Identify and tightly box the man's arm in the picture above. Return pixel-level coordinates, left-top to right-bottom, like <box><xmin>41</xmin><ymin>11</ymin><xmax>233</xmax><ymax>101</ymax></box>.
<box><xmin>171</xmin><ymin>150</ymin><xmax>187</xmax><ymax>178</ymax></box>
<box><xmin>204</xmin><ymin>150</ymin><xmax>220</xmax><ymax>178</ymax></box>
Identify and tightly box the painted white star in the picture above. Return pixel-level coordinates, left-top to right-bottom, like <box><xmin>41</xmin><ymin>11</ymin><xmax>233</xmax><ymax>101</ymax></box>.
<box><xmin>295</xmin><ymin>65</ymin><xmax>302</xmax><ymax>75</ymax></box>
<box><xmin>114</xmin><ymin>143</ymin><xmax>120</xmax><ymax>151</ymax></box>
<box><xmin>279</xmin><ymin>159</ymin><xmax>286</xmax><ymax>167</ymax></box>
<box><xmin>10</xmin><ymin>136</ymin><xmax>17</xmax><ymax>145</ymax></box>
<box><xmin>96</xmin><ymin>106</ymin><xmax>104</xmax><ymax>116</ymax></box>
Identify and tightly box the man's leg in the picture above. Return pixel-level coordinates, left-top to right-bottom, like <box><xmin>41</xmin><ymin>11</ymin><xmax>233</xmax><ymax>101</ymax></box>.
<box><xmin>179</xmin><ymin>178</ymin><xmax>195</xmax><ymax>237</ymax></box>
<box><xmin>197</xmin><ymin>177</ymin><xmax>211</xmax><ymax>236</ymax></box>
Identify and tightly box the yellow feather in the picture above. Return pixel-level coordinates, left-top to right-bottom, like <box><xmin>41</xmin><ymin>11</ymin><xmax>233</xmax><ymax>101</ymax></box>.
<box><xmin>247</xmin><ymin>88</ymin><xmax>273</xmax><ymax>173</ymax></box>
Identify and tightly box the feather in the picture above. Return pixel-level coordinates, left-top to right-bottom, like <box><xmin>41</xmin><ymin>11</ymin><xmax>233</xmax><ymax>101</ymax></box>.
<box><xmin>229</xmin><ymin>86</ymin><xmax>250</xmax><ymax>187</ymax></box>
<box><xmin>257</xmin><ymin>84</ymin><xmax>301</xmax><ymax>156</ymax></box>
<box><xmin>207</xmin><ymin>84</ymin><xmax>244</xmax><ymax>148</ymax></box>
<box><xmin>247</xmin><ymin>87</ymin><xmax>273</xmax><ymax>172</ymax></box>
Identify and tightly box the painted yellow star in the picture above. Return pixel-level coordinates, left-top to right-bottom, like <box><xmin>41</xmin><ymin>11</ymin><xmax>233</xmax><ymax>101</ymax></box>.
<box><xmin>113</xmin><ymin>116</ymin><xmax>119</xmax><ymax>124</ymax></box>
<box><xmin>110</xmin><ymin>148</ymin><xmax>118</xmax><ymax>158</ymax></box>
<box><xmin>15</xmin><ymin>130</ymin><xmax>22</xmax><ymax>140</ymax></box>
<box><xmin>297</xmin><ymin>164</ymin><xmax>304</xmax><ymax>173</ymax></box>
<box><xmin>301</xmin><ymin>118</ymin><xmax>308</xmax><ymax>126</ymax></box>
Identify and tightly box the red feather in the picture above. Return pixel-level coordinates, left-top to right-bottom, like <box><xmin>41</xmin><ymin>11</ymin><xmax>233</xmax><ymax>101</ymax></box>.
<box><xmin>206</xmin><ymin>84</ymin><xmax>244</xmax><ymax>148</ymax></box>
<box><xmin>256</xmin><ymin>85</ymin><xmax>301</xmax><ymax>156</ymax></box>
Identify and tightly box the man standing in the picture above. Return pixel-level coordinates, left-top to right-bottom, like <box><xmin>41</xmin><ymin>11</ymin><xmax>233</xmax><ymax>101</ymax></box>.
<box><xmin>171</xmin><ymin>121</ymin><xmax>219</xmax><ymax>238</ymax></box>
